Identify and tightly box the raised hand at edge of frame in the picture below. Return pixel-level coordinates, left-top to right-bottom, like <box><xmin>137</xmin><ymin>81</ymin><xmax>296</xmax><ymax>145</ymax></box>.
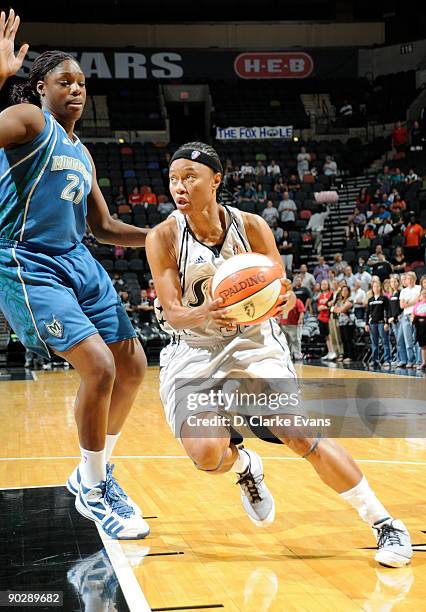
<box><xmin>0</xmin><ymin>8</ymin><xmax>29</xmax><ymax>82</ymax></box>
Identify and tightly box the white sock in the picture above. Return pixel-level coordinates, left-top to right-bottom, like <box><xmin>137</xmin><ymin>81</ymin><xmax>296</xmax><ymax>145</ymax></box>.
<box><xmin>79</xmin><ymin>446</ymin><xmax>106</xmax><ymax>486</ymax></box>
<box><xmin>339</xmin><ymin>476</ymin><xmax>391</xmax><ymax>526</ymax></box>
<box><xmin>230</xmin><ymin>448</ymin><xmax>250</xmax><ymax>474</ymax></box>
<box><xmin>105</xmin><ymin>432</ymin><xmax>121</xmax><ymax>462</ymax></box>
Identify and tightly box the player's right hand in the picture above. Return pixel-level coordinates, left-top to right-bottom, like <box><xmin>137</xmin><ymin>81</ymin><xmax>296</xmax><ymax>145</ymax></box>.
<box><xmin>199</xmin><ymin>297</ymin><xmax>238</xmax><ymax>325</ymax></box>
<box><xmin>0</xmin><ymin>9</ymin><xmax>29</xmax><ymax>81</ymax></box>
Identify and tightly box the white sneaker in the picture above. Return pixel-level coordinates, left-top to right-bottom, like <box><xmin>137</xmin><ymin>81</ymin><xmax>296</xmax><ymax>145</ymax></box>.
<box><xmin>75</xmin><ymin>478</ymin><xmax>150</xmax><ymax>539</ymax></box>
<box><xmin>236</xmin><ymin>448</ymin><xmax>275</xmax><ymax>527</ymax></box>
<box><xmin>321</xmin><ymin>353</ymin><xmax>331</xmax><ymax>361</ymax></box>
<box><xmin>373</xmin><ymin>518</ymin><xmax>412</xmax><ymax>568</ymax></box>
<box><xmin>67</xmin><ymin>463</ymin><xmax>142</xmax><ymax>515</ymax></box>
<box><xmin>328</xmin><ymin>352</ymin><xmax>337</xmax><ymax>360</ymax></box>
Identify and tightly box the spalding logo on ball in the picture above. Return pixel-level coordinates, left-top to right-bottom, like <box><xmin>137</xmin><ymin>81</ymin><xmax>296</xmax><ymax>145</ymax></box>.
<box><xmin>211</xmin><ymin>253</ymin><xmax>282</xmax><ymax>325</ymax></box>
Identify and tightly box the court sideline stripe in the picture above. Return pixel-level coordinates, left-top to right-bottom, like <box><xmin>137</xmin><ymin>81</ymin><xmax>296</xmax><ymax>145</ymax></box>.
<box><xmin>1</xmin><ymin>455</ymin><xmax>426</xmax><ymax>466</ymax></box>
<box><xmin>96</xmin><ymin>524</ymin><xmax>152</xmax><ymax>612</ymax></box>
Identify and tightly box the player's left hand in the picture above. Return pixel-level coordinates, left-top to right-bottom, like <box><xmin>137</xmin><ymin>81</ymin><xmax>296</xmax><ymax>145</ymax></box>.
<box><xmin>271</xmin><ymin>278</ymin><xmax>296</xmax><ymax>318</ymax></box>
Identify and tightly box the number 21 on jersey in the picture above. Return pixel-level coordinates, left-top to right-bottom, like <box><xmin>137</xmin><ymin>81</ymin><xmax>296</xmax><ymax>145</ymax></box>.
<box><xmin>61</xmin><ymin>173</ymin><xmax>84</xmax><ymax>205</ymax></box>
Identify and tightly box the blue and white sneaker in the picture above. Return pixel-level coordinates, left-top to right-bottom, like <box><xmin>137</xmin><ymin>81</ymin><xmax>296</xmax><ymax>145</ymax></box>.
<box><xmin>75</xmin><ymin>476</ymin><xmax>150</xmax><ymax>540</ymax></box>
<box><xmin>67</xmin><ymin>463</ymin><xmax>142</xmax><ymax>515</ymax></box>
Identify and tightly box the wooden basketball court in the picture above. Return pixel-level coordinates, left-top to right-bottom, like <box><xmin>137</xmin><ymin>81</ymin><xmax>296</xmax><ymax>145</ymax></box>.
<box><xmin>1</xmin><ymin>364</ymin><xmax>426</xmax><ymax>611</ymax></box>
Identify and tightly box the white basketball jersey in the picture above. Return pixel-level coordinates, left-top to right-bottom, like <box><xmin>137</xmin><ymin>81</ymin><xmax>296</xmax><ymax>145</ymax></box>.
<box><xmin>154</xmin><ymin>205</ymin><xmax>252</xmax><ymax>344</ymax></box>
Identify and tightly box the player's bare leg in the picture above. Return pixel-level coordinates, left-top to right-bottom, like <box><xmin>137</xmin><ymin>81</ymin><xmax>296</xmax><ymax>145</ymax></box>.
<box><xmin>273</xmin><ymin>430</ymin><xmax>412</xmax><ymax>567</ymax></box>
<box><xmin>107</xmin><ymin>338</ymin><xmax>147</xmax><ymax>435</ymax></box>
<box><xmin>55</xmin><ymin>334</ymin><xmax>149</xmax><ymax>538</ymax></box>
<box><xmin>181</xmin><ymin>414</ymin><xmax>275</xmax><ymax>527</ymax></box>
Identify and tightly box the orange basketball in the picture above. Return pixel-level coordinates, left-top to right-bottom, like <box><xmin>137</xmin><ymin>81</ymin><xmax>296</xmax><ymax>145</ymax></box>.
<box><xmin>211</xmin><ymin>253</ymin><xmax>283</xmax><ymax>325</ymax></box>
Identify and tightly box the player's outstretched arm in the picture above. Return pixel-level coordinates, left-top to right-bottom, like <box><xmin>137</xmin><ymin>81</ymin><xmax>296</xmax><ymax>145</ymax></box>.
<box><xmin>146</xmin><ymin>221</ymin><xmax>236</xmax><ymax>330</ymax></box>
<box><xmin>0</xmin><ymin>9</ymin><xmax>45</xmax><ymax>149</ymax></box>
<box><xmin>85</xmin><ymin>147</ymin><xmax>149</xmax><ymax>247</ymax></box>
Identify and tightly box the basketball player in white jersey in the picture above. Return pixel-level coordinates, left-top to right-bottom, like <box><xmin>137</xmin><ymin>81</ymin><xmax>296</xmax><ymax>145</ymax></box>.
<box><xmin>146</xmin><ymin>142</ymin><xmax>412</xmax><ymax>568</ymax></box>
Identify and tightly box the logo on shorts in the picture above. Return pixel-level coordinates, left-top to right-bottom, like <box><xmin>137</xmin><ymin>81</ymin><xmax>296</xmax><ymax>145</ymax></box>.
<box><xmin>244</xmin><ymin>302</ymin><xmax>256</xmax><ymax>319</ymax></box>
<box><xmin>191</xmin><ymin>150</ymin><xmax>201</xmax><ymax>160</ymax></box>
<box><xmin>45</xmin><ymin>316</ymin><xmax>64</xmax><ymax>338</ymax></box>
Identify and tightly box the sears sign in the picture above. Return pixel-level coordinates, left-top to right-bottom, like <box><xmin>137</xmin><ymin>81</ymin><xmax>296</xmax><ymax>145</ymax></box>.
<box><xmin>234</xmin><ymin>52</ymin><xmax>314</xmax><ymax>79</ymax></box>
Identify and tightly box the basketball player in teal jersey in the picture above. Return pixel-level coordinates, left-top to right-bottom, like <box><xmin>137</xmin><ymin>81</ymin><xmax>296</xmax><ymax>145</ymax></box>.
<box><xmin>0</xmin><ymin>9</ymin><xmax>149</xmax><ymax>539</ymax></box>
<box><xmin>146</xmin><ymin>141</ymin><xmax>412</xmax><ymax>567</ymax></box>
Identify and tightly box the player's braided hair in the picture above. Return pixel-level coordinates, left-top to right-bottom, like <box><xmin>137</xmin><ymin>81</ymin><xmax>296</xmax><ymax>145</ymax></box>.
<box><xmin>174</xmin><ymin>141</ymin><xmax>225</xmax><ymax>201</ymax></box>
<box><xmin>10</xmin><ymin>50</ymin><xmax>76</xmax><ymax>106</ymax></box>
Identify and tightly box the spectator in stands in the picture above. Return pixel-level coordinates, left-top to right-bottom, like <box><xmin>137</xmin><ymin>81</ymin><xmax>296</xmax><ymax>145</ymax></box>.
<box><xmin>311</xmin><ymin>282</ymin><xmax>321</xmax><ymax>315</ymax></box>
<box><xmin>338</xmin><ymin>100</ymin><xmax>353</xmax><ymax>123</ymax></box>
<box><xmin>377</xmin><ymin>218</ymin><xmax>394</xmax><ymax>241</ymax></box>
<box><xmin>255</xmin><ymin>183</ymin><xmax>268</xmax><ymax>206</ymax></box>
<box><xmin>240</xmin><ymin>161</ymin><xmax>255</xmax><ymax>178</ymax></box>
<box><xmin>323</xmin><ymin>156</ymin><xmax>338</xmax><ymax>182</ymax></box>
<box><xmin>356</xmin><ymin>187</ymin><xmax>371</xmax><ymax>211</ymax></box>
<box><xmin>391</xmin><ymin>245</ymin><xmax>406</xmax><ymax>274</ymax></box>
<box><xmin>317</xmin><ymin>279</ymin><xmax>334</xmax><ymax>360</ymax></box>
<box><xmin>366</xmin><ymin>279</ymin><xmax>391</xmax><ymax>368</ymax></box>
<box><xmin>278</xmin><ymin>229</ymin><xmax>293</xmax><ymax>275</ymax></box>
<box><xmin>367</xmin><ymin>244</ymin><xmax>384</xmax><ymax>267</ymax></box>
<box><xmin>225</xmin><ymin>168</ymin><xmax>242</xmax><ymax>194</ymax></box>
<box><xmin>410</xmin><ymin>121</ymin><xmax>424</xmax><ymax>151</ymax></box>
<box><xmin>287</xmin><ymin>173</ymin><xmax>301</xmax><ymax>195</ymax></box>
<box><xmin>377</xmin><ymin>165</ymin><xmax>391</xmax><ymax>191</ymax></box>
<box><xmin>352</xmin><ymin>279</ymin><xmax>366</xmax><ymax>321</ymax></box>
<box><xmin>404</xmin><ymin>215</ymin><xmax>424</xmax><ymax>263</ymax></box>
<box><xmin>297</xmin><ymin>146</ymin><xmax>311</xmax><ymax>182</ymax></box>
<box><xmin>254</xmin><ymin>160</ymin><xmax>266</xmax><ymax>178</ymax></box>
<box><xmin>146</xmin><ymin>278</ymin><xmax>157</xmax><ymax>302</ymax></box>
<box><xmin>299</xmin><ymin>264</ymin><xmax>316</xmax><ymax>293</ymax></box>
<box><xmin>354</xmin><ymin>264</ymin><xmax>372</xmax><ymax>292</ymax></box>
<box><xmin>136</xmin><ymin>289</ymin><xmax>154</xmax><ymax>325</ymax></box>
<box><xmin>313</xmin><ymin>255</ymin><xmax>330</xmax><ymax>283</ymax></box>
<box><xmin>278</xmin><ymin>191</ymin><xmax>297</xmax><ymax>231</ymax></box>
<box><xmin>275</xmin><ymin>177</ymin><xmax>288</xmax><ymax>194</ymax></box>
<box><xmin>238</xmin><ymin>180</ymin><xmax>257</xmax><ymax>204</ymax></box>
<box><xmin>412</xmin><ymin>286</ymin><xmax>426</xmax><ymax>370</ymax></box>
<box><xmin>262</xmin><ymin>200</ymin><xmax>279</xmax><ymax>228</ymax></box>
<box><xmin>371</xmin><ymin>253</ymin><xmax>392</xmax><ymax>283</ymax></box>
<box><xmin>406</xmin><ymin>168</ymin><xmax>419</xmax><ymax>183</ymax></box>
<box><xmin>157</xmin><ymin>199</ymin><xmax>175</xmax><ymax>218</ymax></box>
<box><xmin>332</xmin><ymin>253</ymin><xmax>348</xmax><ymax>278</ymax></box>
<box><xmin>306</xmin><ymin>205</ymin><xmax>329</xmax><ymax>255</ymax></box>
<box><xmin>112</xmin><ymin>272</ymin><xmax>127</xmax><ymax>293</ymax></box>
<box><xmin>382</xmin><ymin>278</ymin><xmax>392</xmax><ymax>298</ymax></box>
<box><xmin>279</xmin><ymin>298</ymin><xmax>305</xmax><ymax>361</ymax></box>
<box><xmin>141</xmin><ymin>186</ymin><xmax>157</xmax><ymax>206</ymax></box>
<box><xmin>392</xmin><ymin>121</ymin><xmax>408</xmax><ymax>155</ymax></box>
<box><xmin>267</xmin><ymin>159</ymin><xmax>281</xmax><ymax>177</ymax></box>
<box><xmin>293</xmin><ymin>274</ymin><xmax>312</xmax><ymax>313</ymax></box>
<box><xmin>399</xmin><ymin>271</ymin><xmax>421</xmax><ymax>368</ymax></box>
<box><xmin>346</xmin><ymin>206</ymin><xmax>366</xmax><ymax>238</ymax></box>
<box><xmin>390</xmin><ymin>194</ymin><xmax>407</xmax><ymax>214</ymax></box>
<box><xmin>390</xmin><ymin>167</ymin><xmax>405</xmax><ymax>187</ymax></box>
<box><xmin>119</xmin><ymin>290</ymin><xmax>134</xmax><ymax>316</ymax></box>
<box><xmin>343</xmin><ymin>265</ymin><xmax>356</xmax><ymax>290</ymax></box>
<box><xmin>388</xmin><ymin>274</ymin><xmax>405</xmax><ymax>367</ymax></box>
<box><xmin>114</xmin><ymin>185</ymin><xmax>127</xmax><ymax>207</ymax></box>
<box><xmin>334</xmin><ymin>286</ymin><xmax>355</xmax><ymax>363</ymax></box>
<box><xmin>128</xmin><ymin>186</ymin><xmax>143</xmax><ymax>206</ymax></box>
<box><xmin>327</xmin><ymin>280</ymin><xmax>344</xmax><ymax>360</ymax></box>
